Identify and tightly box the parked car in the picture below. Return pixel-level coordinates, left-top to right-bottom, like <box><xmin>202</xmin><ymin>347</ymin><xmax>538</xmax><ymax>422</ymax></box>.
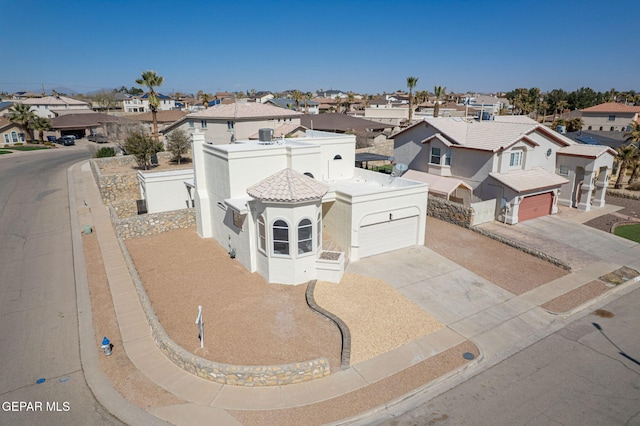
<box><xmin>88</xmin><ymin>134</ymin><xmax>108</xmax><ymax>143</ymax></box>
<box><xmin>56</xmin><ymin>136</ymin><xmax>75</xmax><ymax>146</ymax></box>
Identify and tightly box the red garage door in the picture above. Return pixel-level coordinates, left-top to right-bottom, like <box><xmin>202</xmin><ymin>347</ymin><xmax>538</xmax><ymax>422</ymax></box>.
<box><xmin>518</xmin><ymin>192</ymin><xmax>553</xmax><ymax>222</ymax></box>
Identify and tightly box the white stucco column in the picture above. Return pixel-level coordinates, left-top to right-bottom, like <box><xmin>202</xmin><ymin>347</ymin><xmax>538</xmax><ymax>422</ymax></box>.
<box><xmin>191</xmin><ymin>129</ymin><xmax>213</xmax><ymax>237</ymax></box>
<box><xmin>505</xmin><ymin>200</ymin><xmax>519</xmax><ymax>225</ymax></box>
<box><xmin>577</xmin><ymin>169</ymin><xmax>595</xmax><ymax>212</ymax></box>
<box><xmin>550</xmin><ymin>189</ymin><xmax>560</xmax><ymax>214</ymax></box>
<box><xmin>592</xmin><ymin>168</ymin><xmax>608</xmax><ymax>208</ymax></box>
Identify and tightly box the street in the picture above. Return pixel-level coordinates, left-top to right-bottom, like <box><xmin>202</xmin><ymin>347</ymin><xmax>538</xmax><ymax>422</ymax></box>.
<box><xmin>0</xmin><ymin>147</ymin><xmax>123</xmax><ymax>425</ymax></box>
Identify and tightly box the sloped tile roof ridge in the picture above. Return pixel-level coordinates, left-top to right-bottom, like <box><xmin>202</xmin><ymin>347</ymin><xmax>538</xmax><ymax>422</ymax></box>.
<box><xmin>582</xmin><ymin>102</ymin><xmax>640</xmax><ymax>113</ymax></box>
<box><xmin>247</xmin><ymin>168</ymin><xmax>329</xmax><ymax>202</ymax></box>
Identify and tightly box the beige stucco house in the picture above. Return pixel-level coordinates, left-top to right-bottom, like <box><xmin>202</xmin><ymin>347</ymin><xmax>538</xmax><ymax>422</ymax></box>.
<box><xmin>580</xmin><ymin>102</ymin><xmax>640</xmax><ymax>132</ymax></box>
<box><xmin>393</xmin><ymin>116</ymin><xmax>615</xmax><ymax>224</ymax></box>
<box><xmin>192</xmin><ymin>129</ymin><xmax>428</xmax><ymax>285</ymax></box>
<box><xmin>163</xmin><ymin>101</ymin><xmax>302</xmax><ymax>145</ymax></box>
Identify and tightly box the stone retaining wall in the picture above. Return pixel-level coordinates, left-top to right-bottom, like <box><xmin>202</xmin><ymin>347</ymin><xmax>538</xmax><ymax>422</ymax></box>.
<box><xmin>428</xmin><ymin>196</ymin><xmax>473</xmax><ymax>228</ymax></box>
<box><xmin>114</xmin><ymin>219</ymin><xmax>331</xmax><ymax>385</ymax></box>
<box><xmin>607</xmin><ymin>188</ymin><xmax>640</xmax><ymax>200</ymax></box>
<box><xmin>112</xmin><ymin>208</ymin><xmax>197</xmax><ymax>239</ymax></box>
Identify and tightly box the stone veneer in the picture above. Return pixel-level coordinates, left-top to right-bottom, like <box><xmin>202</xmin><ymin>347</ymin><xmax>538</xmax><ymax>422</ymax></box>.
<box><xmin>109</xmin><ymin>207</ymin><xmax>196</xmax><ymax>239</ymax></box>
<box><xmin>427</xmin><ymin>196</ymin><xmax>473</xmax><ymax>228</ymax></box>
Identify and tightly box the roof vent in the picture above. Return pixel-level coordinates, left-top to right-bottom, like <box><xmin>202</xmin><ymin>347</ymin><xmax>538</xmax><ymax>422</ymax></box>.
<box><xmin>258</xmin><ymin>128</ymin><xmax>274</xmax><ymax>144</ymax></box>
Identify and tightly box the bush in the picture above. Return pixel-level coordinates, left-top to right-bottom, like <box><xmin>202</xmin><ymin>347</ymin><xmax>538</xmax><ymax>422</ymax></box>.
<box><xmin>166</xmin><ymin>129</ymin><xmax>190</xmax><ymax>164</ymax></box>
<box><xmin>627</xmin><ymin>181</ymin><xmax>640</xmax><ymax>191</ymax></box>
<box><xmin>124</xmin><ymin>132</ymin><xmax>163</xmax><ymax>170</ymax></box>
<box><xmin>14</xmin><ymin>143</ymin><xmax>23</xmax><ymax>146</ymax></box>
<box><xmin>94</xmin><ymin>147</ymin><xmax>115</xmax><ymax>158</ymax></box>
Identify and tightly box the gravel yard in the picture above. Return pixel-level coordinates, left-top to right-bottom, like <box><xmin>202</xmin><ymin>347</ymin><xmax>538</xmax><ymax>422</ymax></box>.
<box><xmin>584</xmin><ymin>194</ymin><xmax>640</xmax><ymax>232</ymax></box>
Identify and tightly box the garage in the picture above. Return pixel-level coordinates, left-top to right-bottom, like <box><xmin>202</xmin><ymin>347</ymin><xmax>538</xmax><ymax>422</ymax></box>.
<box><xmin>518</xmin><ymin>192</ymin><xmax>553</xmax><ymax>222</ymax></box>
<box><xmin>358</xmin><ymin>215</ymin><xmax>419</xmax><ymax>258</ymax></box>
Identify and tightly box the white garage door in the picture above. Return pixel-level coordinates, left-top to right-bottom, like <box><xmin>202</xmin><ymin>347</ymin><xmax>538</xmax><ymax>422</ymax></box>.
<box><xmin>358</xmin><ymin>216</ymin><xmax>419</xmax><ymax>258</ymax></box>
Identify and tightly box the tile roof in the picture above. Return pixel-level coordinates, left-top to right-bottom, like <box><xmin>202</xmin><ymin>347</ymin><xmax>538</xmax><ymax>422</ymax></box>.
<box><xmin>402</xmin><ymin>170</ymin><xmax>472</xmax><ymax>197</ymax></box>
<box><xmin>188</xmin><ymin>102</ymin><xmax>302</xmax><ymax>119</ymax></box>
<box><xmin>557</xmin><ymin>145</ymin><xmax>616</xmax><ymax>158</ymax></box>
<box><xmin>51</xmin><ymin>113</ymin><xmax>120</xmax><ymax>128</ymax></box>
<box><xmin>126</xmin><ymin>110</ymin><xmax>188</xmax><ymax>123</ymax></box>
<box><xmin>581</xmin><ymin>102</ymin><xmax>640</xmax><ymax>113</ymax></box>
<box><xmin>248</xmin><ymin>123</ymin><xmax>308</xmax><ymax>139</ymax></box>
<box><xmin>20</xmin><ymin>95</ymin><xmax>89</xmax><ymax>106</ymax></box>
<box><xmin>247</xmin><ymin>168</ymin><xmax>329</xmax><ymax>202</ymax></box>
<box><xmin>489</xmin><ymin>167</ymin><xmax>568</xmax><ymax>193</ymax></box>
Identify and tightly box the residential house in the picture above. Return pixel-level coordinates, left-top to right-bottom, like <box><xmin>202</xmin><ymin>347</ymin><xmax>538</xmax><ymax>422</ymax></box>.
<box><xmin>317</xmin><ymin>90</ymin><xmax>347</xmax><ymax>99</ymax></box>
<box><xmin>0</xmin><ymin>117</ymin><xmax>27</xmax><ymax>144</ymax></box>
<box><xmin>267</xmin><ymin>98</ymin><xmax>320</xmax><ymax>114</ymax></box>
<box><xmin>580</xmin><ymin>102</ymin><xmax>640</xmax><ymax>132</ymax></box>
<box><xmin>125</xmin><ymin>110</ymin><xmax>189</xmax><ymax>136</ymax></box>
<box><xmin>394</xmin><ymin>116</ymin><xmax>615</xmax><ymax>225</ymax></box>
<box><xmin>123</xmin><ymin>93</ymin><xmax>177</xmax><ymax>113</ymax></box>
<box><xmin>10</xmin><ymin>91</ymin><xmax>41</xmax><ymax>100</ymax></box>
<box><xmin>50</xmin><ymin>112</ymin><xmax>120</xmax><ymax>139</ymax></box>
<box><xmin>191</xmin><ymin>129</ymin><xmax>428</xmax><ymax>285</ymax></box>
<box><xmin>19</xmin><ymin>96</ymin><xmax>92</xmax><ymax>118</ymax></box>
<box><xmin>299</xmin><ymin>113</ymin><xmax>390</xmax><ymax>135</ymax></box>
<box><xmin>252</xmin><ymin>91</ymin><xmax>275</xmax><ymax>103</ymax></box>
<box><xmin>162</xmin><ymin>101</ymin><xmax>303</xmax><ymax>145</ymax></box>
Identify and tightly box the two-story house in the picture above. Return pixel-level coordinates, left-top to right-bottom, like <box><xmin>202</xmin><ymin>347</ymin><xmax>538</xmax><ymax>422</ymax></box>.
<box><xmin>580</xmin><ymin>102</ymin><xmax>640</xmax><ymax>132</ymax></box>
<box><xmin>394</xmin><ymin>116</ymin><xmax>615</xmax><ymax>224</ymax></box>
<box><xmin>124</xmin><ymin>93</ymin><xmax>176</xmax><ymax>113</ymax></box>
<box><xmin>20</xmin><ymin>96</ymin><xmax>92</xmax><ymax>118</ymax></box>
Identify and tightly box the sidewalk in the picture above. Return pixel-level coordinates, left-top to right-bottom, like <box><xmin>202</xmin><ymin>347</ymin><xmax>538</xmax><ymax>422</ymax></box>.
<box><xmin>69</xmin><ymin>159</ymin><xmax>640</xmax><ymax>425</ymax></box>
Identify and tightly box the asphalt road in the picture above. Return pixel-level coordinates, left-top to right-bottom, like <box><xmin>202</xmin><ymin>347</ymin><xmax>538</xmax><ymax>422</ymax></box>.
<box><xmin>379</xmin><ymin>285</ymin><xmax>640</xmax><ymax>426</ymax></box>
<box><xmin>0</xmin><ymin>146</ymin><xmax>123</xmax><ymax>425</ymax></box>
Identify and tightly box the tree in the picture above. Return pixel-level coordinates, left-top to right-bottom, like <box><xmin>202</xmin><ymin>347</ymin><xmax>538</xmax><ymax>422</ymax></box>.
<box><xmin>346</xmin><ymin>92</ymin><xmax>355</xmax><ymax>113</ymax></box>
<box><xmin>433</xmin><ymin>86</ymin><xmax>446</xmax><ymax>118</ymax></box>
<box><xmin>93</xmin><ymin>90</ymin><xmax>118</xmax><ymax>112</ymax></box>
<box><xmin>31</xmin><ymin>116</ymin><xmax>51</xmax><ymax>143</ymax></box>
<box><xmin>292</xmin><ymin>90</ymin><xmax>303</xmax><ymax>111</ymax></box>
<box><xmin>7</xmin><ymin>103</ymin><xmax>36</xmax><ymax>143</ymax></box>
<box><xmin>334</xmin><ymin>95</ymin><xmax>342</xmax><ymax>113</ymax></box>
<box><xmin>105</xmin><ymin>120</ymin><xmax>145</xmax><ymax>155</ymax></box>
<box><xmin>614</xmin><ymin>144</ymin><xmax>637</xmax><ymax>189</ymax></box>
<box><xmin>304</xmin><ymin>92</ymin><xmax>313</xmax><ymax>113</ymax></box>
<box><xmin>566</xmin><ymin>117</ymin><xmax>584</xmax><ymax>132</ymax></box>
<box><xmin>166</xmin><ymin>129</ymin><xmax>190</xmax><ymax>164</ymax></box>
<box><xmin>624</xmin><ymin>121</ymin><xmax>640</xmax><ymax>148</ymax></box>
<box><xmin>135</xmin><ymin>70</ymin><xmax>164</xmax><ymax>141</ymax></box>
<box><xmin>197</xmin><ymin>90</ymin><xmax>212</xmax><ymax>109</ymax></box>
<box><xmin>406</xmin><ymin>76</ymin><xmax>419</xmax><ymax>122</ymax></box>
<box><xmin>124</xmin><ymin>131</ymin><xmax>164</xmax><ymax>170</ymax></box>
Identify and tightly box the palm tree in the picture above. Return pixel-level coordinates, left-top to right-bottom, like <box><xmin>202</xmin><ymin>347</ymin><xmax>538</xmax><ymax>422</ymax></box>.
<box><xmin>135</xmin><ymin>70</ymin><xmax>164</xmax><ymax>141</ymax></box>
<box><xmin>7</xmin><ymin>102</ymin><xmax>36</xmax><ymax>143</ymax></box>
<box><xmin>304</xmin><ymin>92</ymin><xmax>313</xmax><ymax>113</ymax></box>
<box><xmin>334</xmin><ymin>95</ymin><xmax>342</xmax><ymax>113</ymax></box>
<box><xmin>614</xmin><ymin>144</ymin><xmax>637</xmax><ymax>188</ymax></box>
<box><xmin>624</xmin><ymin>121</ymin><xmax>640</xmax><ymax>148</ymax></box>
<box><xmin>433</xmin><ymin>86</ymin><xmax>446</xmax><ymax>118</ymax></box>
<box><xmin>197</xmin><ymin>90</ymin><xmax>212</xmax><ymax>109</ymax></box>
<box><xmin>346</xmin><ymin>92</ymin><xmax>355</xmax><ymax>113</ymax></box>
<box><xmin>31</xmin><ymin>116</ymin><xmax>51</xmax><ymax>143</ymax></box>
<box><xmin>406</xmin><ymin>76</ymin><xmax>419</xmax><ymax>123</ymax></box>
<box><xmin>292</xmin><ymin>90</ymin><xmax>303</xmax><ymax>111</ymax></box>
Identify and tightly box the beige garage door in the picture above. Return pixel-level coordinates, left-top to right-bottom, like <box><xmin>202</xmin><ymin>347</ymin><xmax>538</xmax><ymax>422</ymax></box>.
<box><xmin>358</xmin><ymin>216</ymin><xmax>419</xmax><ymax>258</ymax></box>
<box><xmin>519</xmin><ymin>192</ymin><xmax>553</xmax><ymax>222</ymax></box>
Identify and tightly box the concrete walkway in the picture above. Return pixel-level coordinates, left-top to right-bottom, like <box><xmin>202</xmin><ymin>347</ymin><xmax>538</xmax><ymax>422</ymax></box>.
<box><xmin>70</xmin><ymin>160</ymin><xmax>640</xmax><ymax>425</ymax></box>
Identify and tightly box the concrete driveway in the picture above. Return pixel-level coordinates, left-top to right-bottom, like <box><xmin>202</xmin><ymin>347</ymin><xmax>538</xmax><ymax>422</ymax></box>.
<box><xmin>477</xmin><ymin>214</ymin><xmax>639</xmax><ymax>271</ymax></box>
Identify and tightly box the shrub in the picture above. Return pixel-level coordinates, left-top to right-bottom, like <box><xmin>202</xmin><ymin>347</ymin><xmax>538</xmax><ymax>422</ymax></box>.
<box><xmin>166</xmin><ymin>129</ymin><xmax>190</xmax><ymax>164</ymax></box>
<box><xmin>124</xmin><ymin>132</ymin><xmax>163</xmax><ymax>170</ymax></box>
<box><xmin>94</xmin><ymin>147</ymin><xmax>115</xmax><ymax>158</ymax></box>
<box><xmin>14</xmin><ymin>143</ymin><xmax>23</xmax><ymax>146</ymax></box>
<box><xmin>627</xmin><ymin>181</ymin><xmax>640</xmax><ymax>191</ymax></box>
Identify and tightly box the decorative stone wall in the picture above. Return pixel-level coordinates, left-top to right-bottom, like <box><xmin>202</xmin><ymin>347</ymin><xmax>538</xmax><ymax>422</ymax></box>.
<box><xmin>607</xmin><ymin>189</ymin><xmax>640</xmax><ymax>200</ymax></box>
<box><xmin>428</xmin><ymin>196</ymin><xmax>473</xmax><ymax>228</ymax></box>
<box><xmin>115</xmin><ymin>228</ymin><xmax>331</xmax><ymax>385</ymax></box>
<box><xmin>112</xmin><ymin>208</ymin><xmax>196</xmax><ymax>239</ymax></box>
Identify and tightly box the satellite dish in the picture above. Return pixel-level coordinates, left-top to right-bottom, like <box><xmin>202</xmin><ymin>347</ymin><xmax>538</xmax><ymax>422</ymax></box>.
<box><xmin>392</xmin><ymin>163</ymin><xmax>409</xmax><ymax>176</ymax></box>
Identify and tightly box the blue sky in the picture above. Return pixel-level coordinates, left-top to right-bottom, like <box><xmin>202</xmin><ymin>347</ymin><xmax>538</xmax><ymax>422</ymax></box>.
<box><xmin>2</xmin><ymin>0</ymin><xmax>639</xmax><ymax>96</ymax></box>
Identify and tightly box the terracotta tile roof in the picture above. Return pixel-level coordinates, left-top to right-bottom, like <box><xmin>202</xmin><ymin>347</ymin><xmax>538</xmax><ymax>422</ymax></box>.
<box><xmin>188</xmin><ymin>102</ymin><xmax>302</xmax><ymax>119</ymax></box>
<box><xmin>402</xmin><ymin>170</ymin><xmax>472</xmax><ymax>197</ymax></box>
<box><xmin>299</xmin><ymin>113</ymin><xmax>389</xmax><ymax>132</ymax></box>
<box><xmin>581</xmin><ymin>102</ymin><xmax>640</xmax><ymax>113</ymax></box>
<box><xmin>20</xmin><ymin>95</ymin><xmax>89</xmax><ymax>106</ymax></box>
<box><xmin>489</xmin><ymin>167</ymin><xmax>568</xmax><ymax>193</ymax></box>
<box><xmin>248</xmin><ymin>123</ymin><xmax>308</xmax><ymax>139</ymax></box>
<box><xmin>126</xmin><ymin>110</ymin><xmax>188</xmax><ymax>123</ymax></box>
<box><xmin>247</xmin><ymin>168</ymin><xmax>329</xmax><ymax>202</ymax></box>
<box><xmin>557</xmin><ymin>145</ymin><xmax>617</xmax><ymax>158</ymax></box>
<box><xmin>51</xmin><ymin>113</ymin><xmax>120</xmax><ymax>129</ymax></box>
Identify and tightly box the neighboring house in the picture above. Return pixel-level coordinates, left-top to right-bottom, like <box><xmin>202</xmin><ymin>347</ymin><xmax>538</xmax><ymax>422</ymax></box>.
<box><xmin>50</xmin><ymin>112</ymin><xmax>120</xmax><ymax>139</ymax></box>
<box><xmin>394</xmin><ymin>116</ymin><xmax>615</xmax><ymax>224</ymax></box>
<box><xmin>0</xmin><ymin>117</ymin><xmax>27</xmax><ymax>144</ymax></box>
<box><xmin>0</xmin><ymin>101</ymin><xmax>14</xmax><ymax>117</ymax></box>
<box><xmin>364</xmin><ymin>106</ymin><xmax>409</xmax><ymax>126</ymax></box>
<box><xmin>19</xmin><ymin>96</ymin><xmax>91</xmax><ymax>118</ymax></box>
<box><xmin>11</xmin><ymin>91</ymin><xmax>41</xmax><ymax>100</ymax></box>
<box><xmin>162</xmin><ymin>101</ymin><xmax>303</xmax><ymax>145</ymax></box>
<box><xmin>463</xmin><ymin>94</ymin><xmax>509</xmax><ymax>116</ymax></box>
<box><xmin>253</xmin><ymin>91</ymin><xmax>274</xmax><ymax>103</ymax></box>
<box><xmin>317</xmin><ymin>90</ymin><xmax>347</xmax><ymax>99</ymax></box>
<box><xmin>267</xmin><ymin>98</ymin><xmax>320</xmax><ymax>114</ymax></box>
<box><xmin>191</xmin><ymin>129</ymin><xmax>428</xmax><ymax>285</ymax></box>
<box><xmin>248</xmin><ymin>123</ymin><xmax>308</xmax><ymax>140</ymax></box>
<box><xmin>299</xmin><ymin>113</ymin><xmax>391</xmax><ymax>134</ymax></box>
<box><xmin>580</xmin><ymin>102</ymin><xmax>640</xmax><ymax>132</ymax></box>
<box><xmin>123</xmin><ymin>93</ymin><xmax>177</xmax><ymax>113</ymax></box>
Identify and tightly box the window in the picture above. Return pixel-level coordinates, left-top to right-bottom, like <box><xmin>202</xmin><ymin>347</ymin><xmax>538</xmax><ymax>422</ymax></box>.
<box><xmin>19</xmin><ymin>133</ymin><xmax>25</xmax><ymax>142</ymax></box>
<box><xmin>444</xmin><ymin>149</ymin><xmax>451</xmax><ymax>166</ymax></box>
<box><xmin>333</xmin><ymin>154</ymin><xmax>342</xmax><ymax>160</ymax></box>
<box><xmin>201</xmin><ymin>120</ymin><xmax>207</xmax><ymax>129</ymax></box>
<box><xmin>227</xmin><ymin>121</ymin><xmax>234</xmax><ymax>130</ymax></box>
<box><xmin>317</xmin><ymin>213</ymin><xmax>322</xmax><ymax>249</ymax></box>
<box><xmin>297</xmin><ymin>219</ymin><xmax>313</xmax><ymax>254</ymax></box>
<box><xmin>608</xmin><ymin>115</ymin><xmax>615</xmax><ymax>122</ymax></box>
<box><xmin>610</xmin><ymin>127</ymin><xmax>614</xmax><ymax>131</ymax></box>
<box><xmin>430</xmin><ymin>147</ymin><xmax>441</xmax><ymax>164</ymax></box>
<box><xmin>272</xmin><ymin>220</ymin><xmax>289</xmax><ymax>255</ymax></box>
<box><xmin>11</xmin><ymin>132</ymin><xmax>18</xmax><ymax>143</ymax></box>
<box><xmin>257</xmin><ymin>216</ymin><xmax>266</xmax><ymax>252</ymax></box>
<box><xmin>509</xmin><ymin>151</ymin><xmax>522</xmax><ymax>167</ymax></box>
<box><xmin>3</xmin><ymin>134</ymin><xmax>8</xmax><ymax>143</ymax></box>
<box><xmin>188</xmin><ymin>121</ymin><xmax>194</xmax><ymax>128</ymax></box>
<box><xmin>304</xmin><ymin>172</ymin><xmax>314</xmax><ymax>178</ymax></box>
<box><xmin>558</xmin><ymin>165</ymin><xmax>569</xmax><ymax>176</ymax></box>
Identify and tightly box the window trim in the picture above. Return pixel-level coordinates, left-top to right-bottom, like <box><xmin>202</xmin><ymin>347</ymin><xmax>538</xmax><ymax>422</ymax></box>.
<box><xmin>297</xmin><ymin>218</ymin><xmax>314</xmax><ymax>256</ymax></box>
<box><xmin>430</xmin><ymin>147</ymin><xmax>441</xmax><ymax>164</ymax></box>
<box><xmin>271</xmin><ymin>219</ymin><xmax>290</xmax><ymax>257</ymax></box>
<box><xmin>558</xmin><ymin>165</ymin><xmax>569</xmax><ymax>176</ymax></box>
<box><xmin>509</xmin><ymin>150</ymin><xmax>522</xmax><ymax>168</ymax></box>
<box><xmin>316</xmin><ymin>213</ymin><xmax>322</xmax><ymax>249</ymax></box>
<box><xmin>257</xmin><ymin>215</ymin><xmax>266</xmax><ymax>254</ymax></box>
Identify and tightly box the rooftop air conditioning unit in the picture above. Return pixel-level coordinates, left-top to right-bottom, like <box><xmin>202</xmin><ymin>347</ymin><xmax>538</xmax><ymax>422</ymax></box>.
<box><xmin>258</xmin><ymin>128</ymin><xmax>274</xmax><ymax>144</ymax></box>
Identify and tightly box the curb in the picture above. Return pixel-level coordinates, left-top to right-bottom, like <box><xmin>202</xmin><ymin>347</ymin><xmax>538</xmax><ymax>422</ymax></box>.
<box><xmin>68</xmin><ymin>161</ymin><xmax>169</xmax><ymax>426</ymax></box>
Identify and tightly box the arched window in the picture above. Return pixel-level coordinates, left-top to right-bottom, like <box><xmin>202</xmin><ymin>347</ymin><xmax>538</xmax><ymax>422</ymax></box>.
<box><xmin>333</xmin><ymin>154</ymin><xmax>342</xmax><ymax>160</ymax></box>
<box><xmin>304</xmin><ymin>172</ymin><xmax>314</xmax><ymax>179</ymax></box>
<box><xmin>272</xmin><ymin>220</ymin><xmax>289</xmax><ymax>255</ymax></box>
<box><xmin>588</xmin><ymin>126</ymin><xmax>592</xmax><ymax>130</ymax></box>
<box><xmin>297</xmin><ymin>218</ymin><xmax>313</xmax><ymax>254</ymax></box>
<box><xmin>316</xmin><ymin>213</ymin><xmax>322</xmax><ymax>249</ymax></box>
<box><xmin>11</xmin><ymin>131</ymin><xmax>18</xmax><ymax>143</ymax></box>
<box><xmin>257</xmin><ymin>215</ymin><xmax>266</xmax><ymax>253</ymax></box>
<box><xmin>610</xmin><ymin>126</ymin><xmax>614</xmax><ymax>131</ymax></box>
